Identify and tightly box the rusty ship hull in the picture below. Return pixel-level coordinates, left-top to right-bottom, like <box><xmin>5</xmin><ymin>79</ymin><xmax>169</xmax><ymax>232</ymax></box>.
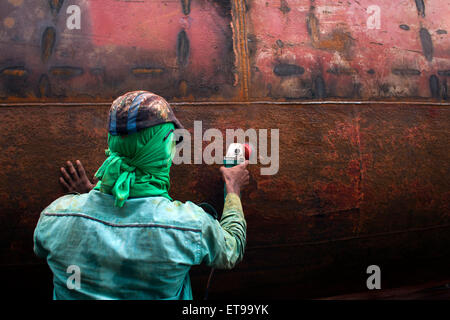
<box><xmin>0</xmin><ymin>0</ymin><xmax>449</xmax><ymax>299</ymax></box>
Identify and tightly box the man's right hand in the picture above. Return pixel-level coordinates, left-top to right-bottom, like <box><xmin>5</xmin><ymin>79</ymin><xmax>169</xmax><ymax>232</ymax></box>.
<box><xmin>220</xmin><ymin>161</ymin><xmax>250</xmax><ymax>196</ymax></box>
<box><xmin>60</xmin><ymin>160</ymin><xmax>95</xmax><ymax>194</ymax></box>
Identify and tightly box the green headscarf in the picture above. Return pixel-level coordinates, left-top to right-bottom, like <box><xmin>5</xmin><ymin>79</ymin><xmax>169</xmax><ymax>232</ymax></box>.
<box><xmin>94</xmin><ymin>123</ymin><xmax>176</xmax><ymax>207</ymax></box>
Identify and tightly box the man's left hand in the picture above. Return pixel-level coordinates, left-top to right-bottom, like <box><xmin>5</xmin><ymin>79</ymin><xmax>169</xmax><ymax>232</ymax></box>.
<box><xmin>60</xmin><ymin>160</ymin><xmax>95</xmax><ymax>194</ymax></box>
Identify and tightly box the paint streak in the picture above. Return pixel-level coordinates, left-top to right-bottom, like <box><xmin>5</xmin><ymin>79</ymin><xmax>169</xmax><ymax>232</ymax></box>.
<box><xmin>90</xmin><ymin>68</ymin><xmax>104</xmax><ymax>76</ymax></box>
<box><xmin>419</xmin><ymin>28</ymin><xmax>433</xmax><ymax>62</ymax></box>
<box><xmin>392</xmin><ymin>69</ymin><xmax>421</xmax><ymax>76</ymax></box>
<box><xmin>50</xmin><ymin>67</ymin><xmax>84</xmax><ymax>79</ymax></box>
<box><xmin>3</xmin><ymin>17</ymin><xmax>15</xmax><ymax>28</ymax></box>
<box><xmin>442</xmin><ymin>80</ymin><xmax>448</xmax><ymax>100</ymax></box>
<box><xmin>280</xmin><ymin>0</ymin><xmax>291</xmax><ymax>14</ymax></box>
<box><xmin>180</xmin><ymin>0</ymin><xmax>190</xmax><ymax>15</ymax></box>
<box><xmin>306</xmin><ymin>12</ymin><xmax>320</xmax><ymax>44</ymax></box>
<box><xmin>1</xmin><ymin>67</ymin><xmax>27</xmax><ymax>77</ymax></box>
<box><xmin>327</xmin><ymin>67</ymin><xmax>356</xmax><ymax>75</ymax></box>
<box><xmin>314</xmin><ymin>76</ymin><xmax>326</xmax><ymax>99</ymax></box>
<box><xmin>41</xmin><ymin>27</ymin><xmax>56</xmax><ymax>64</ymax></box>
<box><xmin>436</xmin><ymin>30</ymin><xmax>447</xmax><ymax>35</ymax></box>
<box><xmin>177</xmin><ymin>30</ymin><xmax>190</xmax><ymax>67</ymax></box>
<box><xmin>306</xmin><ymin>11</ymin><xmax>353</xmax><ymax>57</ymax></box>
<box><xmin>131</xmin><ymin>68</ymin><xmax>165</xmax><ymax>76</ymax></box>
<box><xmin>179</xmin><ymin>80</ymin><xmax>188</xmax><ymax>96</ymax></box>
<box><xmin>273</xmin><ymin>64</ymin><xmax>304</xmax><ymax>77</ymax></box>
<box><xmin>399</xmin><ymin>25</ymin><xmax>410</xmax><ymax>31</ymax></box>
<box><xmin>37</xmin><ymin>74</ymin><xmax>51</xmax><ymax>98</ymax></box>
<box><xmin>231</xmin><ymin>0</ymin><xmax>250</xmax><ymax>99</ymax></box>
<box><xmin>429</xmin><ymin>75</ymin><xmax>440</xmax><ymax>98</ymax></box>
<box><xmin>8</xmin><ymin>0</ymin><xmax>24</xmax><ymax>6</ymax></box>
<box><xmin>414</xmin><ymin>0</ymin><xmax>425</xmax><ymax>18</ymax></box>
<box><xmin>49</xmin><ymin>0</ymin><xmax>64</xmax><ymax>15</ymax></box>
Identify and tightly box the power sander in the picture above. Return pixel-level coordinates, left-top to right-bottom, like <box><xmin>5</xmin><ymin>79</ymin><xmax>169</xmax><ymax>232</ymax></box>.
<box><xmin>204</xmin><ymin>143</ymin><xmax>251</xmax><ymax>299</ymax></box>
<box><xmin>223</xmin><ymin>143</ymin><xmax>252</xmax><ymax>199</ymax></box>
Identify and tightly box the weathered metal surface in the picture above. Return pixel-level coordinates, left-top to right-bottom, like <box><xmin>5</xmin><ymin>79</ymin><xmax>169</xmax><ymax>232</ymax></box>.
<box><xmin>0</xmin><ymin>0</ymin><xmax>235</xmax><ymax>101</ymax></box>
<box><xmin>1</xmin><ymin>102</ymin><xmax>449</xmax><ymax>298</ymax></box>
<box><xmin>0</xmin><ymin>0</ymin><xmax>450</xmax><ymax>299</ymax></box>
<box><xmin>0</xmin><ymin>0</ymin><xmax>449</xmax><ymax>101</ymax></box>
<box><xmin>248</xmin><ymin>0</ymin><xmax>450</xmax><ymax>100</ymax></box>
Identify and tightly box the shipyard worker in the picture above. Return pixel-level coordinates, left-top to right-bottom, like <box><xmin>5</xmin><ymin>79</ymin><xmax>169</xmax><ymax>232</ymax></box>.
<box><xmin>33</xmin><ymin>91</ymin><xmax>249</xmax><ymax>300</ymax></box>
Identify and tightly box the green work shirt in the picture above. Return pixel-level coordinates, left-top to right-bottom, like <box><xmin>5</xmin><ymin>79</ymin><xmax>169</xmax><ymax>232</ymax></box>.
<box><xmin>33</xmin><ymin>190</ymin><xmax>246</xmax><ymax>300</ymax></box>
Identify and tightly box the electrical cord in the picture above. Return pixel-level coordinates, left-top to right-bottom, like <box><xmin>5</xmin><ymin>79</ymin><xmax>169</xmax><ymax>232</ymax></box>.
<box><xmin>197</xmin><ymin>202</ymin><xmax>219</xmax><ymax>300</ymax></box>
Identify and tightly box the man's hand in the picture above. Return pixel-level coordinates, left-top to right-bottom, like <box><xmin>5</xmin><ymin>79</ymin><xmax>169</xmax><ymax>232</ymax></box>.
<box><xmin>220</xmin><ymin>160</ymin><xmax>250</xmax><ymax>196</ymax></box>
<box><xmin>60</xmin><ymin>160</ymin><xmax>95</xmax><ymax>194</ymax></box>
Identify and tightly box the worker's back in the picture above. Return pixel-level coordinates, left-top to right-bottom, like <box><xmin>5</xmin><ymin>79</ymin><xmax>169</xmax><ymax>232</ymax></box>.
<box><xmin>33</xmin><ymin>190</ymin><xmax>220</xmax><ymax>300</ymax></box>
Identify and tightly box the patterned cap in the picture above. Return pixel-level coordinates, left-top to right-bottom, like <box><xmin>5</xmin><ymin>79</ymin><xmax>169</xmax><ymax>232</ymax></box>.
<box><xmin>107</xmin><ymin>91</ymin><xmax>184</xmax><ymax>136</ymax></box>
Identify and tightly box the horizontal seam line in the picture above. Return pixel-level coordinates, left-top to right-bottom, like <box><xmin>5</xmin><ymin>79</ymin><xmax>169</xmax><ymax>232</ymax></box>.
<box><xmin>246</xmin><ymin>223</ymin><xmax>450</xmax><ymax>251</ymax></box>
<box><xmin>43</xmin><ymin>212</ymin><xmax>201</xmax><ymax>233</ymax></box>
<box><xmin>1</xmin><ymin>100</ymin><xmax>450</xmax><ymax>107</ymax></box>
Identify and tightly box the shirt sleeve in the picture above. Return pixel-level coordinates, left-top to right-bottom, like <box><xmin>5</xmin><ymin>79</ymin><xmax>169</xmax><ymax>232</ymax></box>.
<box><xmin>33</xmin><ymin>214</ymin><xmax>49</xmax><ymax>259</ymax></box>
<box><xmin>200</xmin><ymin>193</ymin><xmax>247</xmax><ymax>269</ymax></box>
